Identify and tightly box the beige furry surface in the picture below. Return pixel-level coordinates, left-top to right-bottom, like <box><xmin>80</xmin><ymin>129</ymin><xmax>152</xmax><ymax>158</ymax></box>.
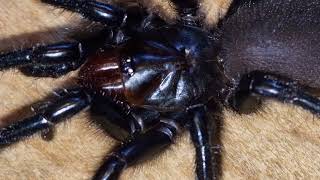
<box><xmin>0</xmin><ymin>0</ymin><xmax>319</xmax><ymax>179</ymax></box>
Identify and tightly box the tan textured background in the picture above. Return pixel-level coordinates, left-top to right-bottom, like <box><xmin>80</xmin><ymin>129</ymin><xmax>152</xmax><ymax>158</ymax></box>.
<box><xmin>0</xmin><ymin>0</ymin><xmax>319</xmax><ymax>179</ymax></box>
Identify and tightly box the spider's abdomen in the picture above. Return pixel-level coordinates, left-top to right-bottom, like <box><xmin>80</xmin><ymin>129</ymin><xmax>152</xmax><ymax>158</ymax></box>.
<box><xmin>79</xmin><ymin>25</ymin><xmax>223</xmax><ymax>110</ymax></box>
<box><xmin>221</xmin><ymin>0</ymin><xmax>320</xmax><ymax>88</ymax></box>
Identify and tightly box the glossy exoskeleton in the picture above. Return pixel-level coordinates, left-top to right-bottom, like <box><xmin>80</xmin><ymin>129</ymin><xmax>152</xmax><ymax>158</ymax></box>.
<box><xmin>0</xmin><ymin>0</ymin><xmax>319</xmax><ymax>179</ymax></box>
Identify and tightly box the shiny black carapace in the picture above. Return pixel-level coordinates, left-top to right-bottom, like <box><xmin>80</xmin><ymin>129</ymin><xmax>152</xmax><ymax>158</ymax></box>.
<box><xmin>0</xmin><ymin>0</ymin><xmax>319</xmax><ymax>179</ymax></box>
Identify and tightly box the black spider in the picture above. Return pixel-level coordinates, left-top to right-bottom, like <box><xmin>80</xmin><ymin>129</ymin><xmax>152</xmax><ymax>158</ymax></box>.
<box><xmin>0</xmin><ymin>0</ymin><xmax>319</xmax><ymax>179</ymax></box>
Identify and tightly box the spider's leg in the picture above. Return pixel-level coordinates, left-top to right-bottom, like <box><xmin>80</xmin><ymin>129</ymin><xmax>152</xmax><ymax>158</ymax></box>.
<box><xmin>229</xmin><ymin>71</ymin><xmax>320</xmax><ymax>115</ymax></box>
<box><xmin>42</xmin><ymin>0</ymin><xmax>167</xmax><ymax>32</ymax></box>
<box><xmin>0</xmin><ymin>28</ymin><xmax>113</xmax><ymax>76</ymax></box>
<box><xmin>0</xmin><ymin>88</ymin><xmax>91</xmax><ymax>146</ymax></box>
<box><xmin>93</xmin><ymin>121</ymin><xmax>178</xmax><ymax>180</ymax></box>
<box><xmin>189</xmin><ymin>106</ymin><xmax>220</xmax><ymax>180</ymax></box>
<box><xmin>20</xmin><ymin>63</ymin><xmax>82</xmax><ymax>77</ymax></box>
<box><xmin>0</xmin><ymin>42</ymin><xmax>86</xmax><ymax>77</ymax></box>
<box><xmin>41</xmin><ymin>0</ymin><xmax>126</xmax><ymax>27</ymax></box>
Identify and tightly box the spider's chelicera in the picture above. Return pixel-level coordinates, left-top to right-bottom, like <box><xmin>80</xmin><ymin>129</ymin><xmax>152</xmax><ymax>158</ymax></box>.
<box><xmin>0</xmin><ymin>0</ymin><xmax>319</xmax><ymax>179</ymax></box>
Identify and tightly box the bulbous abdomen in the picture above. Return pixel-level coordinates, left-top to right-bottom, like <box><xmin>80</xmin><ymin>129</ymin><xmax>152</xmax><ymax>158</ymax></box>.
<box><xmin>221</xmin><ymin>0</ymin><xmax>320</xmax><ymax>88</ymax></box>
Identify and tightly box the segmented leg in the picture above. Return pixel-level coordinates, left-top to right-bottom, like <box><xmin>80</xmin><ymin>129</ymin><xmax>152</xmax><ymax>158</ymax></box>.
<box><xmin>0</xmin><ymin>27</ymin><xmax>119</xmax><ymax>77</ymax></box>
<box><xmin>0</xmin><ymin>88</ymin><xmax>90</xmax><ymax>146</ymax></box>
<box><xmin>20</xmin><ymin>63</ymin><xmax>81</xmax><ymax>77</ymax></box>
<box><xmin>0</xmin><ymin>42</ymin><xmax>82</xmax><ymax>69</ymax></box>
<box><xmin>93</xmin><ymin>121</ymin><xmax>178</xmax><ymax>180</ymax></box>
<box><xmin>42</xmin><ymin>0</ymin><xmax>167</xmax><ymax>33</ymax></box>
<box><xmin>41</xmin><ymin>0</ymin><xmax>126</xmax><ymax>27</ymax></box>
<box><xmin>0</xmin><ymin>42</ymin><xmax>86</xmax><ymax>76</ymax></box>
<box><xmin>189</xmin><ymin>106</ymin><xmax>218</xmax><ymax>180</ymax></box>
<box><xmin>229</xmin><ymin>71</ymin><xmax>320</xmax><ymax>115</ymax></box>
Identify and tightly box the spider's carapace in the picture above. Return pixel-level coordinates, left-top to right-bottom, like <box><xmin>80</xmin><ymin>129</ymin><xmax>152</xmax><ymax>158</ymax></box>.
<box><xmin>79</xmin><ymin>25</ymin><xmax>224</xmax><ymax>111</ymax></box>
